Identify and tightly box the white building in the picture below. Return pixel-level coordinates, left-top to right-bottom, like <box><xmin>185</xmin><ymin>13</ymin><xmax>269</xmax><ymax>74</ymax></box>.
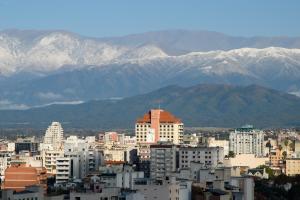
<box><xmin>135</xmin><ymin>109</ymin><xmax>184</xmax><ymax>144</ymax></box>
<box><xmin>104</xmin><ymin>147</ymin><xmax>127</xmax><ymax>162</ymax></box>
<box><xmin>0</xmin><ymin>151</ymin><xmax>13</xmax><ymax>181</ymax></box>
<box><xmin>229</xmin><ymin>125</ymin><xmax>264</xmax><ymax>157</ymax></box>
<box><xmin>207</xmin><ymin>137</ymin><xmax>229</xmax><ymax>156</ymax></box>
<box><xmin>10</xmin><ymin>153</ymin><xmax>42</xmax><ymax>168</ymax></box>
<box><xmin>43</xmin><ymin>122</ymin><xmax>64</xmax><ymax>150</ymax></box>
<box><xmin>224</xmin><ymin>154</ymin><xmax>268</xmax><ymax>169</ymax></box>
<box><xmin>116</xmin><ymin>171</ymin><xmax>144</xmax><ymax>189</ymax></box>
<box><xmin>230</xmin><ymin>177</ymin><xmax>254</xmax><ymax>200</ymax></box>
<box><xmin>150</xmin><ymin>143</ymin><xmax>177</xmax><ymax>179</ymax></box>
<box><xmin>7</xmin><ymin>143</ymin><xmax>15</xmax><ymax>152</ymax></box>
<box><xmin>179</xmin><ymin>146</ymin><xmax>224</xmax><ymax>169</ymax></box>
<box><xmin>55</xmin><ymin>136</ymin><xmax>103</xmax><ymax>182</ymax></box>
<box><xmin>182</xmin><ymin>134</ymin><xmax>199</xmax><ymax>146</ymax></box>
<box><xmin>43</xmin><ymin>150</ymin><xmax>64</xmax><ymax>174</ymax></box>
<box><xmin>56</xmin><ymin>157</ymin><xmax>71</xmax><ymax>183</ymax></box>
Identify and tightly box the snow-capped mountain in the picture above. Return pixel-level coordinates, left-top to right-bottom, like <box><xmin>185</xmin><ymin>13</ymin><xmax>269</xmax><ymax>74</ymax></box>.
<box><xmin>0</xmin><ymin>30</ymin><xmax>168</xmax><ymax>75</ymax></box>
<box><xmin>1</xmin><ymin>29</ymin><xmax>300</xmax><ymax>109</ymax></box>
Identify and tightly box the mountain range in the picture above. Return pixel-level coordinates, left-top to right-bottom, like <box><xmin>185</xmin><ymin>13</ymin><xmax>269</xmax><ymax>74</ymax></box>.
<box><xmin>1</xmin><ymin>29</ymin><xmax>300</xmax><ymax>108</ymax></box>
<box><xmin>0</xmin><ymin>84</ymin><xmax>299</xmax><ymax>129</ymax></box>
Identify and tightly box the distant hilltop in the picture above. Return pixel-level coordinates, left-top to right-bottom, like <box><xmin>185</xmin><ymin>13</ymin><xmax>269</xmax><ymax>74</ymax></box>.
<box><xmin>0</xmin><ymin>84</ymin><xmax>299</xmax><ymax>129</ymax></box>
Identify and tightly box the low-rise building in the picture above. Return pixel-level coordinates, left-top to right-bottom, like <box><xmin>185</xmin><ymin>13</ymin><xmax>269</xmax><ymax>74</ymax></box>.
<box><xmin>15</xmin><ymin>137</ymin><xmax>39</xmax><ymax>155</ymax></box>
<box><xmin>70</xmin><ymin>187</ymin><xmax>121</xmax><ymax>200</ymax></box>
<box><xmin>133</xmin><ymin>177</ymin><xmax>191</xmax><ymax>200</ymax></box>
<box><xmin>224</xmin><ymin>154</ymin><xmax>268</xmax><ymax>169</ymax></box>
<box><xmin>10</xmin><ymin>152</ymin><xmax>43</xmax><ymax>167</ymax></box>
<box><xmin>182</xmin><ymin>134</ymin><xmax>199</xmax><ymax>146</ymax></box>
<box><xmin>2</xmin><ymin>164</ymin><xmax>47</xmax><ymax>192</ymax></box>
<box><xmin>0</xmin><ymin>185</ymin><xmax>44</xmax><ymax>200</ymax></box>
<box><xmin>247</xmin><ymin>168</ymin><xmax>269</xmax><ymax>179</ymax></box>
<box><xmin>116</xmin><ymin>171</ymin><xmax>144</xmax><ymax>189</ymax></box>
<box><xmin>207</xmin><ymin>137</ymin><xmax>229</xmax><ymax>156</ymax></box>
<box><xmin>286</xmin><ymin>158</ymin><xmax>300</xmax><ymax>176</ymax></box>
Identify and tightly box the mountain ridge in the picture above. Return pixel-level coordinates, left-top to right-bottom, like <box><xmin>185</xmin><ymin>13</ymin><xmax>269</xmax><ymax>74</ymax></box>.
<box><xmin>1</xmin><ymin>29</ymin><xmax>300</xmax><ymax>107</ymax></box>
<box><xmin>0</xmin><ymin>84</ymin><xmax>299</xmax><ymax>129</ymax></box>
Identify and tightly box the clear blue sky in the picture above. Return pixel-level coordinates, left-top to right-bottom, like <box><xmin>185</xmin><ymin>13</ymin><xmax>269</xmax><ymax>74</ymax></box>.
<box><xmin>0</xmin><ymin>0</ymin><xmax>299</xmax><ymax>37</ymax></box>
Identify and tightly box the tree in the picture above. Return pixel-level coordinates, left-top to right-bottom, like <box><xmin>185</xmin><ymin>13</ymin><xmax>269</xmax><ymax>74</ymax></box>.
<box><xmin>282</xmin><ymin>151</ymin><xmax>287</xmax><ymax>160</ymax></box>
<box><xmin>257</xmin><ymin>165</ymin><xmax>275</xmax><ymax>179</ymax></box>
<box><xmin>288</xmin><ymin>183</ymin><xmax>300</xmax><ymax>200</ymax></box>
<box><xmin>289</xmin><ymin>141</ymin><xmax>295</xmax><ymax>151</ymax></box>
<box><xmin>228</xmin><ymin>151</ymin><xmax>235</xmax><ymax>158</ymax></box>
<box><xmin>274</xmin><ymin>174</ymin><xmax>289</xmax><ymax>186</ymax></box>
<box><xmin>284</xmin><ymin>139</ymin><xmax>289</xmax><ymax>152</ymax></box>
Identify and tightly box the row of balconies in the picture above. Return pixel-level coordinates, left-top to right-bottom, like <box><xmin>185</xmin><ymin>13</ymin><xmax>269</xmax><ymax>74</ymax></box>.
<box><xmin>57</xmin><ymin>166</ymin><xmax>70</xmax><ymax>170</ymax></box>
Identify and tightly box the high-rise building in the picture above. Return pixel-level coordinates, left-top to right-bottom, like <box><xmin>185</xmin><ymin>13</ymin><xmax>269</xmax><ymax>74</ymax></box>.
<box><xmin>135</xmin><ymin>109</ymin><xmax>184</xmax><ymax>144</ymax></box>
<box><xmin>55</xmin><ymin>136</ymin><xmax>103</xmax><ymax>182</ymax></box>
<box><xmin>229</xmin><ymin>125</ymin><xmax>264</xmax><ymax>157</ymax></box>
<box><xmin>43</xmin><ymin>122</ymin><xmax>64</xmax><ymax>150</ymax></box>
<box><xmin>150</xmin><ymin>143</ymin><xmax>177</xmax><ymax>179</ymax></box>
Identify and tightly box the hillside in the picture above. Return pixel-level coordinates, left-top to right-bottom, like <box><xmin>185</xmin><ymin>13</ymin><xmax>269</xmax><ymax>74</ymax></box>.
<box><xmin>0</xmin><ymin>84</ymin><xmax>299</xmax><ymax>129</ymax></box>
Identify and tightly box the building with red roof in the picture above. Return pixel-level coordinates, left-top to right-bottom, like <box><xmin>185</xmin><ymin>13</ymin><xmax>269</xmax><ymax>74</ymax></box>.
<box><xmin>135</xmin><ymin>109</ymin><xmax>183</xmax><ymax>146</ymax></box>
<box><xmin>2</xmin><ymin>164</ymin><xmax>47</xmax><ymax>192</ymax></box>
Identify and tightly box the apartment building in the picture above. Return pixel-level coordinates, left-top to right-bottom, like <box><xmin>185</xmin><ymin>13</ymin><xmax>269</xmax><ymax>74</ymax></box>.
<box><xmin>179</xmin><ymin>146</ymin><xmax>224</xmax><ymax>168</ymax></box>
<box><xmin>229</xmin><ymin>125</ymin><xmax>264</xmax><ymax>157</ymax></box>
<box><xmin>150</xmin><ymin>143</ymin><xmax>177</xmax><ymax>179</ymax></box>
<box><xmin>43</xmin><ymin>122</ymin><xmax>64</xmax><ymax>150</ymax></box>
<box><xmin>56</xmin><ymin>157</ymin><xmax>71</xmax><ymax>183</ymax></box>
<box><xmin>286</xmin><ymin>158</ymin><xmax>300</xmax><ymax>176</ymax></box>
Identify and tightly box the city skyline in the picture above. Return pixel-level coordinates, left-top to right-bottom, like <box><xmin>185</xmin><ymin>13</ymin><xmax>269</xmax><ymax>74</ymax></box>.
<box><xmin>0</xmin><ymin>1</ymin><xmax>300</xmax><ymax>199</ymax></box>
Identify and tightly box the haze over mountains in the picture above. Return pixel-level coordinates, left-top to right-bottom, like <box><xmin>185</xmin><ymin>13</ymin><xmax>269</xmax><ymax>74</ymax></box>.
<box><xmin>1</xmin><ymin>29</ymin><xmax>300</xmax><ymax>109</ymax></box>
<box><xmin>0</xmin><ymin>84</ymin><xmax>299</xmax><ymax>129</ymax></box>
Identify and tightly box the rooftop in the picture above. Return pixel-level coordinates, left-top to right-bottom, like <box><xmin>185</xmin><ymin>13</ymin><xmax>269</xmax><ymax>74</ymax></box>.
<box><xmin>136</xmin><ymin>109</ymin><xmax>182</xmax><ymax>123</ymax></box>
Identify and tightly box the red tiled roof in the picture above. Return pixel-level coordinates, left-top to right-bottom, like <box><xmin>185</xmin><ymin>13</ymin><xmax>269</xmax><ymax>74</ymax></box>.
<box><xmin>136</xmin><ymin>109</ymin><xmax>182</xmax><ymax>123</ymax></box>
<box><xmin>3</xmin><ymin>164</ymin><xmax>47</xmax><ymax>192</ymax></box>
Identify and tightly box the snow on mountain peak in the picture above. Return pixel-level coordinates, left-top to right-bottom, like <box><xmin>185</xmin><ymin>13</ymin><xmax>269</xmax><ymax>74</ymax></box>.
<box><xmin>0</xmin><ymin>30</ymin><xmax>300</xmax><ymax>77</ymax></box>
<box><xmin>0</xmin><ymin>31</ymin><xmax>171</xmax><ymax>75</ymax></box>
